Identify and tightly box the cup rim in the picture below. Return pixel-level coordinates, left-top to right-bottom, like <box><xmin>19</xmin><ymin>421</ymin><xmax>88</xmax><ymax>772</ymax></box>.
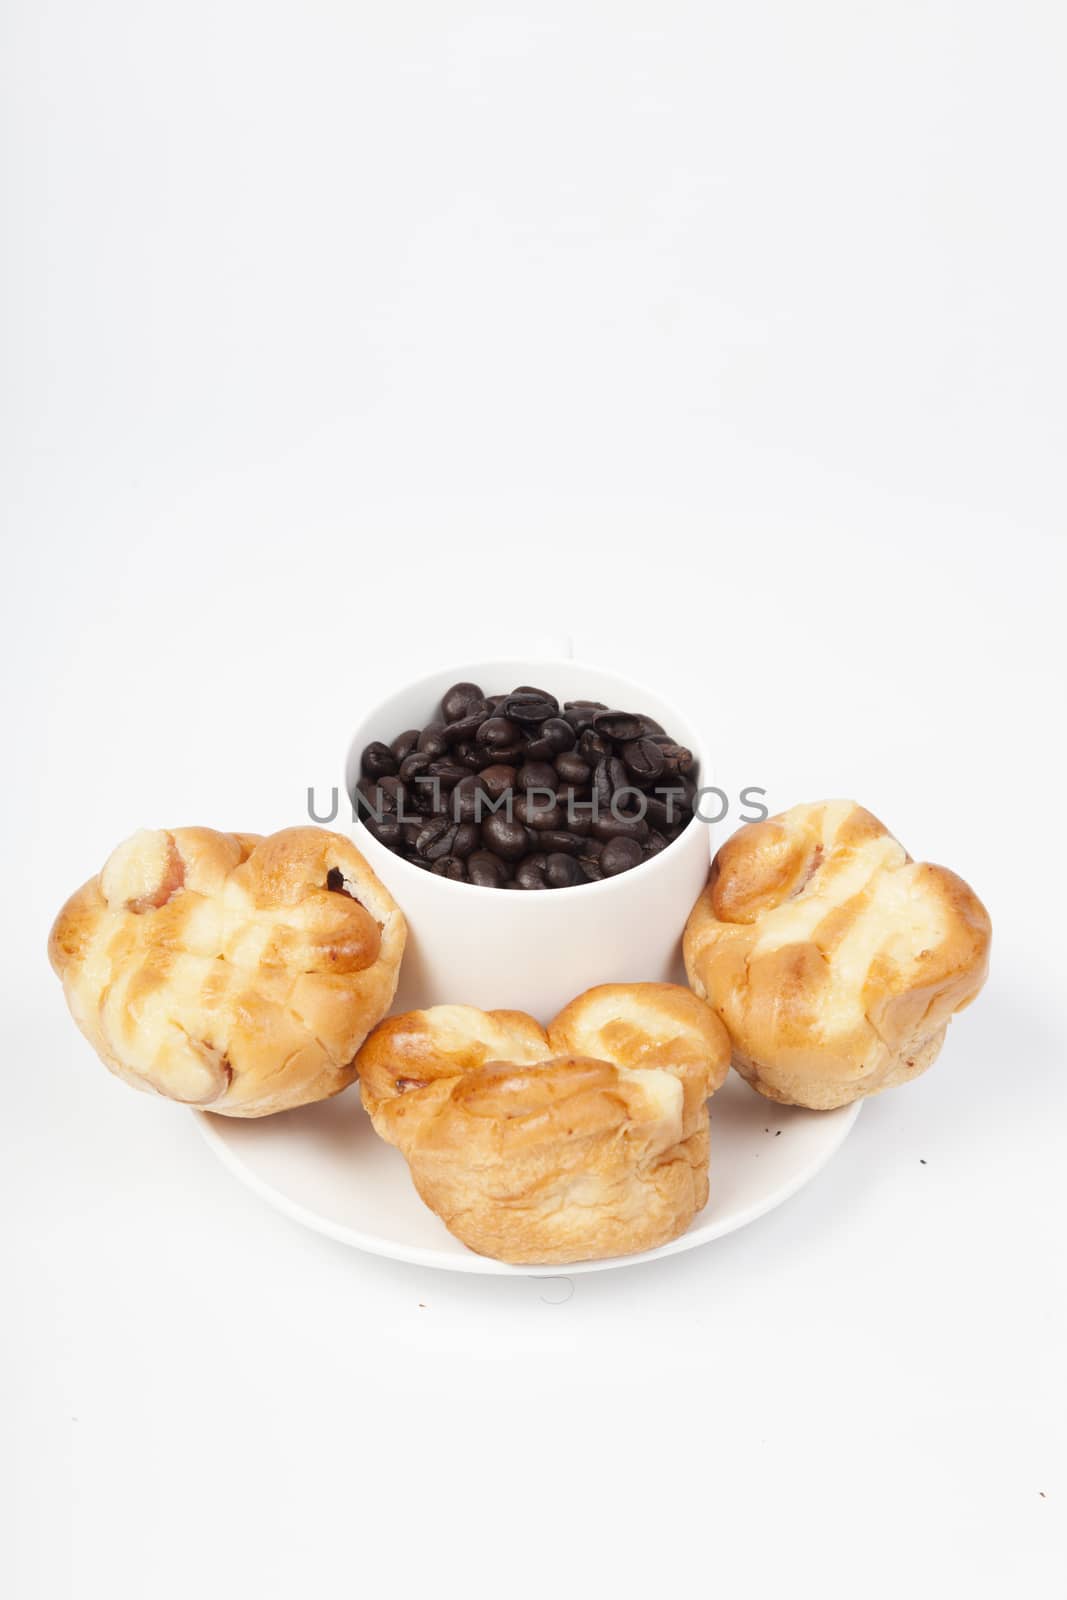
<box><xmin>344</xmin><ymin>655</ymin><xmax>712</xmax><ymax>901</ymax></box>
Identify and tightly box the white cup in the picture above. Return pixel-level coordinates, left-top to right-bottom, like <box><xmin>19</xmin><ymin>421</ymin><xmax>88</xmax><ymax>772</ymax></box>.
<box><xmin>343</xmin><ymin>658</ymin><xmax>712</xmax><ymax>1022</ymax></box>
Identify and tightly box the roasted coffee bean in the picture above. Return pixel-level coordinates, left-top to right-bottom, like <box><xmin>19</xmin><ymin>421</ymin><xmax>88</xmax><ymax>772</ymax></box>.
<box><xmin>592</xmin><ymin>810</ymin><xmax>649</xmax><ymax>844</ymax></box>
<box><xmin>562</xmin><ymin>700</ymin><xmax>607</xmax><ymax>734</ymax></box>
<box><xmin>390</xmin><ymin>728</ymin><xmax>421</xmax><ymax>763</ymax></box>
<box><xmin>431</xmin><ymin>856</ymin><xmax>468</xmax><ymax>880</ymax></box>
<box><xmin>501</xmin><ymin>691</ymin><xmax>559</xmax><ymax>724</ymax></box>
<box><xmin>468</xmin><ymin>850</ymin><xmax>510</xmax><ymax>888</ymax></box>
<box><xmin>592</xmin><ymin>756</ymin><xmax>632</xmax><ymax>811</ymax></box>
<box><xmin>621</xmin><ymin>737</ymin><xmax>666</xmax><ymax>786</ymax></box>
<box><xmin>441</xmin><ymin>703</ymin><xmax>491</xmax><ymax>744</ymax></box>
<box><xmin>652</xmin><ymin>739</ymin><xmax>695</xmax><ymax>777</ymax></box>
<box><xmin>514</xmin><ymin>792</ymin><xmax>563</xmax><ymax>831</ymax></box>
<box><xmin>482</xmin><ymin>813</ymin><xmax>532</xmax><ymax>861</ymax></box>
<box><xmin>642</xmin><ymin>795</ymin><xmax>669</xmax><ymax>830</ymax></box>
<box><xmin>450</xmin><ymin>775</ymin><xmax>483</xmax><ymax>823</ymax></box>
<box><xmin>476</xmin><ymin>715</ymin><xmax>520</xmax><ymax>749</ymax></box>
<box><xmin>591</xmin><ymin>758</ymin><xmax>613</xmax><ymax>811</ymax></box>
<box><xmin>398</xmin><ymin>750</ymin><xmax>432</xmax><ymax>783</ymax></box>
<box><xmin>426</xmin><ymin>759</ymin><xmax>468</xmax><ymax>789</ymax></box>
<box><xmin>412</xmin><ymin>776</ymin><xmax>451</xmax><ymax>815</ymax></box>
<box><xmin>560</xmin><ymin>799</ymin><xmax>593</xmax><ymax>834</ymax></box>
<box><xmin>580</xmin><ymin>860</ymin><xmax>605</xmax><ymax>881</ymax></box>
<box><xmin>417</xmin><ymin>722</ymin><xmax>449</xmax><ymax>758</ymax></box>
<box><xmin>364</xmin><ymin>815</ymin><xmax>403</xmax><ymax>848</ymax></box>
<box><xmin>543</xmin><ymin>717</ymin><xmax>576</xmax><ymax>752</ymax></box>
<box><xmin>534</xmin><ymin>829</ymin><xmax>583</xmax><ymax>855</ymax></box>
<box><xmin>555</xmin><ymin>750</ymin><xmax>592</xmax><ymax>786</ymax></box>
<box><xmin>415</xmin><ymin>818</ymin><xmax>458</xmax><ymax>860</ymax></box>
<box><xmin>441</xmin><ymin>681</ymin><xmax>486</xmax><ymax>722</ymax></box>
<box><xmin>578</xmin><ymin>727</ymin><xmax>612</xmax><ymax>763</ymax></box>
<box><xmin>592</xmin><ymin>709</ymin><xmax>656</xmax><ymax>743</ymax></box>
<box><xmin>545</xmin><ymin>852</ymin><xmax>585</xmax><ymax>887</ymax></box>
<box><xmin>556</xmin><ymin>780</ymin><xmax>590</xmax><ymax>807</ymax></box>
<box><xmin>642</xmin><ymin>791</ymin><xmax>685</xmax><ymax>830</ymax></box>
<box><xmin>419</xmin><ymin>780</ymin><xmax>454</xmax><ymax>819</ymax></box>
<box><xmin>357</xmin><ymin>775</ymin><xmax>404</xmax><ymax>817</ymax></box>
<box><xmin>644</xmin><ymin>829</ymin><xmax>669</xmax><ymax>857</ymax></box>
<box><xmin>515</xmin><ymin>761</ymin><xmax>559</xmax><ymax>793</ymax></box>
<box><xmin>483</xmin><ymin>737</ymin><xmax>528</xmax><ymax>763</ymax></box>
<box><xmin>450</xmin><ymin>822</ymin><xmax>480</xmax><ymax>858</ymax></box>
<box><xmin>578</xmin><ymin>835</ymin><xmax>604</xmax><ymax>860</ymax></box>
<box><xmin>525</xmin><ymin>718</ymin><xmax>575</xmax><ymax>760</ymax></box>
<box><xmin>361</xmin><ymin>741</ymin><xmax>398</xmax><ymax>779</ymax></box>
<box><xmin>479</xmin><ymin>764</ymin><xmax>517</xmax><ymax>801</ymax></box>
<box><xmin>616</xmin><ymin>787</ymin><xmax>648</xmax><ymax>820</ymax></box>
<box><xmin>353</xmin><ymin>779</ymin><xmax>377</xmax><ymax>819</ymax></box>
<box><xmin>451</xmin><ymin>741</ymin><xmax>491</xmax><ymax>772</ymax></box>
<box><xmin>515</xmin><ymin>853</ymin><xmax>549</xmax><ymax>889</ymax></box>
<box><xmin>601</xmin><ymin>836</ymin><xmax>644</xmax><ymax>876</ymax></box>
<box><xmin>386</xmin><ymin>775</ymin><xmax>414</xmax><ymax>812</ymax></box>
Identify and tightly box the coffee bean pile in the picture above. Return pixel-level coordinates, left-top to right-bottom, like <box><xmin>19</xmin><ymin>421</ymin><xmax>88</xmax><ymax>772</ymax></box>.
<box><xmin>355</xmin><ymin>682</ymin><xmax>697</xmax><ymax>890</ymax></box>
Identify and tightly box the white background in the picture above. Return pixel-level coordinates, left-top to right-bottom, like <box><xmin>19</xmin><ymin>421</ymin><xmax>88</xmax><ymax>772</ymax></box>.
<box><xmin>3</xmin><ymin>2</ymin><xmax>1065</xmax><ymax>1595</ymax></box>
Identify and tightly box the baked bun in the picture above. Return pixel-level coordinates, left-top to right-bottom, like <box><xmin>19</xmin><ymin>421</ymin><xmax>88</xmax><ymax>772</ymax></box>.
<box><xmin>357</xmin><ymin>984</ymin><xmax>731</xmax><ymax>1264</ymax></box>
<box><xmin>49</xmin><ymin>826</ymin><xmax>406</xmax><ymax>1116</ymax></box>
<box><xmin>683</xmin><ymin>801</ymin><xmax>990</xmax><ymax>1110</ymax></box>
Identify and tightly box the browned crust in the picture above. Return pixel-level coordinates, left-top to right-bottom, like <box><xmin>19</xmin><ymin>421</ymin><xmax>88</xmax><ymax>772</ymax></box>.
<box><xmin>684</xmin><ymin>800</ymin><xmax>991</xmax><ymax>1110</ymax></box>
<box><xmin>49</xmin><ymin>826</ymin><xmax>406</xmax><ymax>1115</ymax></box>
<box><xmin>356</xmin><ymin>984</ymin><xmax>731</xmax><ymax>1264</ymax></box>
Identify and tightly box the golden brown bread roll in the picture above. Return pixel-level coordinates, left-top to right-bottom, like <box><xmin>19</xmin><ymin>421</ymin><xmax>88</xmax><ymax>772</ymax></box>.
<box><xmin>357</xmin><ymin>983</ymin><xmax>731</xmax><ymax>1264</ymax></box>
<box><xmin>49</xmin><ymin>826</ymin><xmax>406</xmax><ymax>1115</ymax></box>
<box><xmin>683</xmin><ymin>800</ymin><xmax>991</xmax><ymax>1110</ymax></box>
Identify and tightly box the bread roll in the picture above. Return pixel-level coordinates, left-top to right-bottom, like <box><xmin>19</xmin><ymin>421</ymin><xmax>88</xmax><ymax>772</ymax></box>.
<box><xmin>357</xmin><ymin>983</ymin><xmax>731</xmax><ymax>1264</ymax></box>
<box><xmin>49</xmin><ymin>826</ymin><xmax>406</xmax><ymax>1115</ymax></box>
<box><xmin>683</xmin><ymin>801</ymin><xmax>990</xmax><ymax>1109</ymax></box>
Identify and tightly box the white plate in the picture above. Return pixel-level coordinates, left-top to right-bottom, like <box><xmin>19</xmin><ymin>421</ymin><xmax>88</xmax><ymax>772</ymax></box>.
<box><xmin>197</xmin><ymin>1077</ymin><xmax>860</xmax><ymax>1276</ymax></box>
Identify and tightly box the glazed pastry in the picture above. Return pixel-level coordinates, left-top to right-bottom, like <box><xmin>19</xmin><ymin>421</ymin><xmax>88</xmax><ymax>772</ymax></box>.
<box><xmin>683</xmin><ymin>801</ymin><xmax>991</xmax><ymax>1110</ymax></box>
<box><xmin>49</xmin><ymin>826</ymin><xmax>406</xmax><ymax>1115</ymax></box>
<box><xmin>357</xmin><ymin>983</ymin><xmax>731</xmax><ymax>1264</ymax></box>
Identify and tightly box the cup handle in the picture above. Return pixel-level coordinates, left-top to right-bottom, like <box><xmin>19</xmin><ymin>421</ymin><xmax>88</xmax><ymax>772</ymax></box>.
<box><xmin>531</xmin><ymin>633</ymin><xmax>574</xmax><ymax>660</ymax></box>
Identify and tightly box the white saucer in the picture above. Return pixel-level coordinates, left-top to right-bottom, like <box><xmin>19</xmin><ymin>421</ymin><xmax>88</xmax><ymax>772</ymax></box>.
<box><xmin>197</xmin><ymin>1075</ymin><xmax>860</xmax><ymax>1276</ymax></box>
